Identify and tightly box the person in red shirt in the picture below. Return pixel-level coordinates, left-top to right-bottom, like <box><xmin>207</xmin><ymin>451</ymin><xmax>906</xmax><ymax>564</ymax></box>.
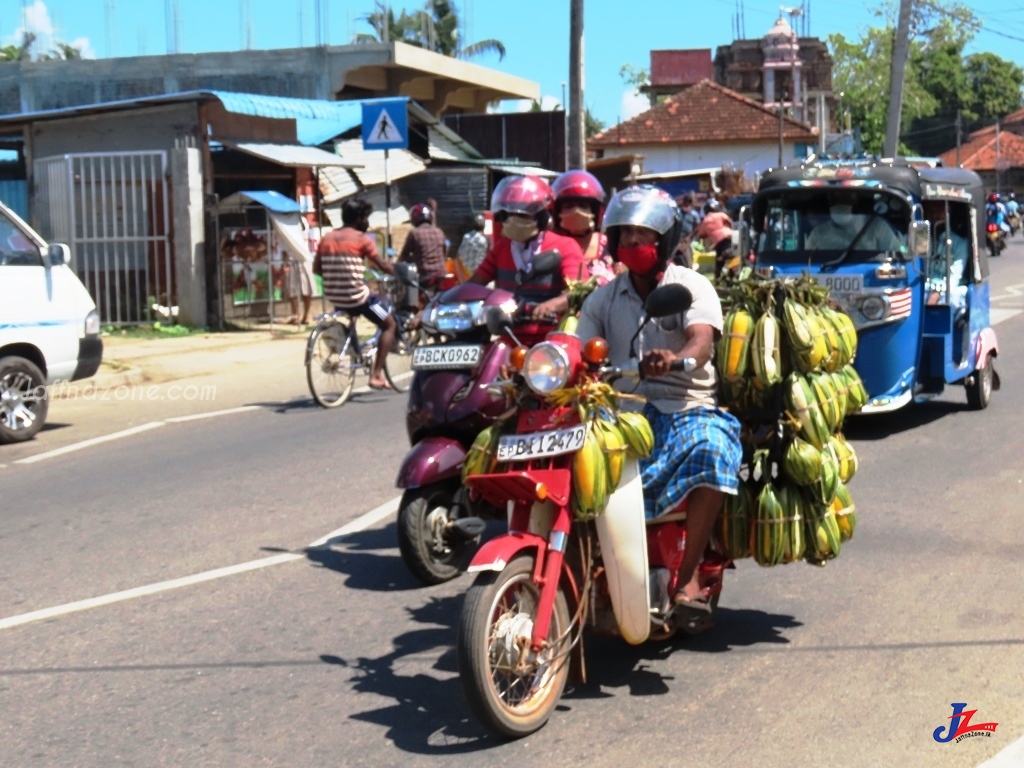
<box><xmin>551</xmin><ymin>169</ymin><xmax>617</xmax><ymax>285</ymax></box>
<box><xmin>468</xmin><ymin>175</ymin><xmax>584</xmax><ymax>344</ymax></box>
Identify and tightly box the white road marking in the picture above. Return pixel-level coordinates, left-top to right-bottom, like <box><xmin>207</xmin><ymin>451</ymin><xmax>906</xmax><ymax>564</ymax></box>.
<box><xmin>165</xmin><ymin>406</ymin><xmax>260</xmax><ymax>423</ymax></box>
<box><xmin>990</xmin><ymin>308</ymin><xmax>1023</xmax><ymax>326</ymax></box>
<box><xmin>990</xmin><ymin>282</ymin><xmax>1024</xmax><ymax>302</ymax></box>
<box><xmin>0</xmin><ymin>496</ymin><xmax>401</xmax><ymax>632</ymax></box>
<box><xmin>14</xmin><ymin>422</ymin><xmax>165</xmax><ymax>465</ymax></box>
<box><xmin>978</xmin><ymin>734</ymin><xmax>1024</xmax><ymax>767</ymax></box>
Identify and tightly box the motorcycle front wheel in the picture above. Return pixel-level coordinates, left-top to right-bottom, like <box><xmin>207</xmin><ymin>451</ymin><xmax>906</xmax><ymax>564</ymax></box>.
<box><xmin>396</xmin><ymin>484</ymin><xmax>476</xmax><ymax>584</ymax></box>
<box><xmin>457</xmin><ymin>554</ymin><xmax>572</xmax><ymax>739</ymax></box>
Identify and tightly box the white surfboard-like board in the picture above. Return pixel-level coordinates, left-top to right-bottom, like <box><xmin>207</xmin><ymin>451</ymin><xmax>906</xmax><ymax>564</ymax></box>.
<box><xmin>595</xmin><ymin>459</ymin><xmax>650</xmax><ymax>644</ymax></box>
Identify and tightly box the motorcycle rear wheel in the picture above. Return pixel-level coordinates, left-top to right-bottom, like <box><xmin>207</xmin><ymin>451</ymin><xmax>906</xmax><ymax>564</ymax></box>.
<box><xmin>457</xmin><ymin>554</ymin><xmax>571</xmax><ymax>739</ymax></box>
<box><xmin>397</xmin><ymin>484</ymin><xmax>475</xmax><ymax>584</ymax></box>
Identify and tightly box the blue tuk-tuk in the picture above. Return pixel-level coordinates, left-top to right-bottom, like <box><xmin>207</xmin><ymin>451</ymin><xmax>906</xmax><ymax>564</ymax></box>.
<box><xmin>746</xmin><ymin>157</ymin><xmax>1000</xmax><ymax>412</ymax></box>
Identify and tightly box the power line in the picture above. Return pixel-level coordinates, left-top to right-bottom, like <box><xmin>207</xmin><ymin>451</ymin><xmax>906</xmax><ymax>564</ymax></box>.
<box><xmin>980</xmin><ymin>26</ymin><xmax>1024</xmax><ymax>43</ymax></box>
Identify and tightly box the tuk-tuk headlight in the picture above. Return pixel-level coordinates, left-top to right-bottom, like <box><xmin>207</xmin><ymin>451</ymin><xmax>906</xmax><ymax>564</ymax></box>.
<box><xmin>860</xmin><ymin>295</ymin><xmax>886</xmax><ymax>321</ymax></box>
<box><xmin>523</xmin><ymin>342</ymin><xmax>571</xmax><ymax>394</ymax></box>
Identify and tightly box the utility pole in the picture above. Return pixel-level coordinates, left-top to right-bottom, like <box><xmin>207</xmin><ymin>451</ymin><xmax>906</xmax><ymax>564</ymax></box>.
<box><xmin>567</xmin><ymin>0</ymin><xmax>585</xmax><ymax>169</ymax></box>
<box><xmin>883</xmin><ymin>0</ymin><xmax>912</xmax><ymax>158</ymax></box>
<box><xmin>778</xmin><ymin>104</ymin><xmax>785</xmax><ymax>166</ymax></box>
<box><xmin>955</xmin><ymin>108</ymin><xmax>962</xmax><ymax>166</ymax></box>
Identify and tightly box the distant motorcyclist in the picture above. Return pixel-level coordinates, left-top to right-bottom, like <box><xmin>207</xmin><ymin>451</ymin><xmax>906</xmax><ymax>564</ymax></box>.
<box><xmin>576</xmin><ymin>185</ymin><xmax>742</xmax><ymax>622</ymax></box>
<box><xmin>695</xmin><ymin>198</ymin><xmax>735</xmax><ymax>278</ymax></box>
<box><xmin>468</xmin><ymin>175</ymin><xmax>584</xmax><ymax>343</ymax></box>
<box><xmin>986</xmin><ymin>193</ymin><xmax>1010</xmax><ymax>235</ymax></box>
<box><xmin>398</xmin><ymin>203</ymin><xmax>447</xmax><ymax>290</ymax></box>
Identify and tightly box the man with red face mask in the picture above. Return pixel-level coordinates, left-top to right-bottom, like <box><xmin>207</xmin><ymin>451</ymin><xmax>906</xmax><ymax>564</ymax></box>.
<box><xmin>468</xmin><ymin>175</ymin><xmax>584</xmax><ymax>344</ymax></box>
<box><xmin>576</xmin><ymin>185</ymin><xmax>742</xmax><ymax>628</ymax></box>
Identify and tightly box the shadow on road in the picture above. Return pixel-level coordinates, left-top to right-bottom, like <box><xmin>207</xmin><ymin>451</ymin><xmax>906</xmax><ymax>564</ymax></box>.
<box><xmin>320</xmin><ymin>594</ymin><xmax>498</xmax><ymax>756</ymax></box>
<box><xmin>301</xmin><ymin>524</ymin><xmax>438</xmax><ymax>593</ymax></box>
<box><xmin>844</xmin><ymin>398</ymin><xmax>966</xmax><ymax>440</ymax></box>
<box><xmin>246</xmin><ymin>391</ymin><xmax>399</xmax><ymax>414</ymax></box>
<box><xmin>325</xmin><ymin>584</ymin><xmax>803</xmax><ymax>754</ymax></box>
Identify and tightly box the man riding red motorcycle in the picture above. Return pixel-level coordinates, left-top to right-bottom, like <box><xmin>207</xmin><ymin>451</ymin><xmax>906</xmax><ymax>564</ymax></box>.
<box><xmin>468</xmin><ymin>175</ymin><xmax>584</xmax><ymax>344</ymax></box>
<box><xmin>576</xmin><ymin>185</ymin><xmax>743</xmax><ymax>616</ymax></box>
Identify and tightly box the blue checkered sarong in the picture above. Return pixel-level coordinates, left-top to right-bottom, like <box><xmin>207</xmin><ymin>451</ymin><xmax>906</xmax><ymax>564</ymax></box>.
<box><xmin>639</xmin><ymin>404</ymin><xmax>742</xmax><ymax>519</ymax></box>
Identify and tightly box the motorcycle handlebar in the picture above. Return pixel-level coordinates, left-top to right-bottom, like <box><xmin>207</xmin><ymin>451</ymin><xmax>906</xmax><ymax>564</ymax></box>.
<box><xmin>599</xmin><ymin>358</ymin><xmax>686</xmax><ymax>382</ymax></box>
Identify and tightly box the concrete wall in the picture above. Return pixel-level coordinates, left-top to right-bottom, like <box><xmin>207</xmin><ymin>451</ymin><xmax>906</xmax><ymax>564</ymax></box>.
<box><xmin>597</xmin><ymin>140</ymin><xmax>810</xmax><ymax>180</ymax></box>
<box><xmin>29</xmin><ymin>103</ymin><xmax>200</xmax><ymax>159</ymax></box>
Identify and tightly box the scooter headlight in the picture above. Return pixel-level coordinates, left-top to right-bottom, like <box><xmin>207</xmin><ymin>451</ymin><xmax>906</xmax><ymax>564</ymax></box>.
<box><xmin>432</xmin><ymin>300</ymin><xmax>484</xmax><ymax>333</ymax></box>
<box><xmin>860</xmin><ymin>295</ymin><xmax>887</xmax><ymax>321</ymax></box>
<box><xmin>523</xmin><ymin>342</ymin><xmax>571</xmax><ymax>394</ymax></box>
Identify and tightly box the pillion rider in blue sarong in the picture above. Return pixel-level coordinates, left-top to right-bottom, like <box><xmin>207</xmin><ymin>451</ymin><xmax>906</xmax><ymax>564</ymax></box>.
<box><xmin>576</xmin><ymin>185</ymin><xmax>742</xmax><ymax>614</ymax></box>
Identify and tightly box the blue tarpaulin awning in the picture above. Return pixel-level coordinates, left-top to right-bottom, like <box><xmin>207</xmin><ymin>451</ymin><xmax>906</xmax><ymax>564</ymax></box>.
<box><xmin>218</xmin><ymin>190</ymin><xmax>302</xmax><ymax>214</ymax></box>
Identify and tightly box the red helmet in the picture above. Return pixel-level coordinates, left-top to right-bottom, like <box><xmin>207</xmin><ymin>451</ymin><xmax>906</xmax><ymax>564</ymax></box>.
<box><xmin>988</xmin><ymin>192</ymin><xmax>1000</xmax><ymax>204</ymax></box>
<box><xmin>410</xmin><ymin>203</ymin><xmax>433</xmax><ymax>225</ymax></box>
<box><xmin>490</xmin><ymin>175</ymin><xmax>554</xmax><ymax>227</ymax></box>
<box><xmin>552</xmin><ymin>169</ymin><xmax>606</xmax><ymax>225</ymax></box>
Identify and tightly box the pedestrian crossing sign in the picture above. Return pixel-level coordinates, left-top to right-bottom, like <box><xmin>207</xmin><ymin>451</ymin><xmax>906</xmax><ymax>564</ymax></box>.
<box><xmin>361</xmin><ymin>97</ymin><xmax>409</xmax><ymax>150</ymax></box>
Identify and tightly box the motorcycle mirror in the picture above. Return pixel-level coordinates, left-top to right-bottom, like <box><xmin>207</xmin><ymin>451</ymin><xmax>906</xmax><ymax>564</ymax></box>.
<box><xmin>484</xmin><ymin>305</ymin><xmax>512</xmax><ymax>337</ymax></box>
<box><xmin>644</xmin><ymin>284</ymin><xmax>693</xmax><ymax>319</ymax></box>
<box><xmin>526</xmin><ymin>249</ymin><xmax>562</xmax><ymax>279</ymax></box>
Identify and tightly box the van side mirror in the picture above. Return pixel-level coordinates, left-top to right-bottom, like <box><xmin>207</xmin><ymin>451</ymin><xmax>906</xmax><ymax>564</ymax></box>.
<box><xmin>47</xmin><ymin>243</ymin><xmax>70</xmax><ymax>267</ymax></box>
<box><xmin>909</xmin><ymin>221</ymin><xmax>930</xmax><ymax>257</ymax></box>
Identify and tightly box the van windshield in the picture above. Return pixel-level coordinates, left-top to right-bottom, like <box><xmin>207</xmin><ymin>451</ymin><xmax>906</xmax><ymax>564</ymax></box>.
<box><xmin>756</xmin><ymin>189</ymin><xmax>910</xmax><ymax>265</ymax></box>
<box><xmin>0</xmin><ymin>210</ymin><xmax>41</xmax><ymax>267</ymax></box>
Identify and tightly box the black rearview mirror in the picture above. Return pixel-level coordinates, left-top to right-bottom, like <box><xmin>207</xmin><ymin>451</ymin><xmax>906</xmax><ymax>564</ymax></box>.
<box><xmin>527</xmin><ymin>249</ymin><xmax>562</xmax><ymax>279</ymax></box>
<box><xmin>644</xmin><ymin>284</ymin><xmax>693</xmax><ymax>319</ymax></box>
<box><xmin>485</xmin><ymin>305</ymin><xmax>512</xmax><ymax>337</ymax></box>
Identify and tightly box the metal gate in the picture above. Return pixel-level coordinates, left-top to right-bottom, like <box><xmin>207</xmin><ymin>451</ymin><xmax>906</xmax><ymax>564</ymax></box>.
<box><xmin>35</xmin><ymin>151</ymin><xmax>173</xmax><ymax>325</ymax></box>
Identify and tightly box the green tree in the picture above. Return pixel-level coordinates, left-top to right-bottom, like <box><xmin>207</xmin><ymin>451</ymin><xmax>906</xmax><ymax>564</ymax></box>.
<box><xmin>584</xmin><ymin>107</ymin><xmax>605</xmax><ymax>139</ymax></box>
<box><xmin>0</xmin><ymin>32</ymin><xmax>84</xmax><ymax>63</ymax></box>
<box><xmin>355</xmin><ymin>2</ymin><xmax>505</xmax><ymax>61</ymax></box>
<box><xmin>0</xmin><ymin>32</ymin><xmax>37</xmax><ymax>62</ymax></box>
<box><xmin>962</xmin><ymin>53</ymin><xmax>1024</xmax><ymax>125</ymax></box>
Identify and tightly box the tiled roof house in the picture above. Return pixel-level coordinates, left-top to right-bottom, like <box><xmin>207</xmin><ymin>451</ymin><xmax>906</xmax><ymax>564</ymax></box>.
<box><xmin>588</xmin><ymin>79</ymin><xmax>818</xmax><ymax>180</ymax></box>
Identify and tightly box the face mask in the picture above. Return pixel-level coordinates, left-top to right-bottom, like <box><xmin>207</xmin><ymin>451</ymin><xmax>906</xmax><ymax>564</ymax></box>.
<box><xmin>617</xmin><ymin>243</ymin><xmax>660</xmax><ymax>276</ymax></box>
<box><xmin>501</xmin><ymin>217</ymin><xmax>539</xmax><ymax>242</ymax></box>
<box><xmin>831</xmin><ymin>205</ymin><xmax>855</xmax><ymax>227</ymax></box>
<box><xmin>559</xmin><ymin>208</ymin><xmax>595</xmax><ymax>235</ymax></box>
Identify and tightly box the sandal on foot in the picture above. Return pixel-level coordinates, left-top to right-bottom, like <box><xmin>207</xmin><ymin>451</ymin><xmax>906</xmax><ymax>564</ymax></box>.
<box><xmin>672</xmin><ymin>592</ymin><xmax>713</xmax><ymax>614</ymax></box>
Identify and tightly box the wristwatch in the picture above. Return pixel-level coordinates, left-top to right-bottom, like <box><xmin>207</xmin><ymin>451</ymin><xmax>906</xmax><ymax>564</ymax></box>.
<box><xmin>682</xmin><ymin>356</ymin><xmax>698</xmax><ymax>373</ymax></box>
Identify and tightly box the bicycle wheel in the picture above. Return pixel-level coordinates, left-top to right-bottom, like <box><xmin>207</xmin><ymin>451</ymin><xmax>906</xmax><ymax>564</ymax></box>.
<box><xmin>384</xmin><ymin>327</ymin><xmax>415</xmax><ymax>392</ymax></box>
<box><xmin>306</xmin><ymin>323</ymin><xmax>358</xmax><ymax>407</ymax></box>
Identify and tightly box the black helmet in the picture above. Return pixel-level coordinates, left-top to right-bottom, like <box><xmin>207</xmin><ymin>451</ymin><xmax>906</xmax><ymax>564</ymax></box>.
<box><xmin>472</xmin><ymin>213</ymin><xmax>486</xmax><ymax>231</ymax></box>
<box><xmin>705</xmin><ymin>198</ymin><xmax>722</xmax><ymax>213</ymax></box>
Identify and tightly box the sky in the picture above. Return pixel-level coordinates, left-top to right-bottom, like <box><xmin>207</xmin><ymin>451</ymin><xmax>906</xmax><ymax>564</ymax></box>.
<box><xmin>2</xmin><ymin>0</ymin><xmax>1021</xmax><ymax>129</ymax></box>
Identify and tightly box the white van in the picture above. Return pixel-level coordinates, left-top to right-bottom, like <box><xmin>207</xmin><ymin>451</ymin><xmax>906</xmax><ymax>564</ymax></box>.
<box><xmin>0</xmin><ymin>200</ymin><xmax>101</xmax><ymax>443</ymax></box>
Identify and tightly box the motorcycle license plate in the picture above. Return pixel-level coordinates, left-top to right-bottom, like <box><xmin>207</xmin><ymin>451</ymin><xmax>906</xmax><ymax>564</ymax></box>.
<box><xmin>411</xmin><ymin>344</ymin><xmax>483</xmax><ymax>370</ymax></box>
<box><xmin>496</xmin><ymin>424</ymin><xmax>587</xmax><ymax>462</ymax></box>
<box><xmin>814</xmin><ymin>274</ymin><xmax>862</xmax><ymax>295</ymax></box>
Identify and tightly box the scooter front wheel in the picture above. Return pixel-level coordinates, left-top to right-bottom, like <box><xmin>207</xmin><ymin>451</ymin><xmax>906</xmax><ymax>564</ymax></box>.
<box><xmin>457</xmin><ymin>555</ymin><xmax>572</xmax><ymax>739</ymax></box>
<box><xmin>396</xmin><ymin>484</ymin><xmax>474</xmax><ymax>584</ymax></box>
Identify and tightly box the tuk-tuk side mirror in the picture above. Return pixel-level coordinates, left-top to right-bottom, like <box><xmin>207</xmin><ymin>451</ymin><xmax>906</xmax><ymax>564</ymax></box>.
<box><xmin>909</xmin><ymin>221</ymin><xmax>930</xmax><ymax>257</ymax></box>
<box><xmin>47</xmin><ymin>243</ymin><xmax>71</xmax><ymax>267</ymax></box>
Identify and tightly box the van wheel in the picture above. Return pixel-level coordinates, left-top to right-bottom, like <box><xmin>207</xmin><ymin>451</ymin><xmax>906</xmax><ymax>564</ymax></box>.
<box><xmin>0</xmin><ymin>356</ymin><xmax>48</xmax><ymax>444</ymax></box>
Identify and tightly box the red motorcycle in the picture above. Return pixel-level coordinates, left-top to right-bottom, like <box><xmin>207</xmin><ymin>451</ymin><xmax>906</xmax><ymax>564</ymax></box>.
<box><xmin>455</xmin><ymin>284</ymin><xmax>729</xmax><ymax>738</ymax></box>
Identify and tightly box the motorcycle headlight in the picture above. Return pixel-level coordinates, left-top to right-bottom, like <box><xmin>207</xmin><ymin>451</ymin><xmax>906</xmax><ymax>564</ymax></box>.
<box><xmin>860</xmin><ymin>295</ymin><xmax>887</xmax><ymax>321</ymax></box>
<box><xmin>433</xmin><ymin>301</ymin><xmax>484</xmax><ymax>333</ymax></box>
<box><xmin>523</xmin><ymin>342</ymin><xmax>571</xmax><ymax>394</ymax></box>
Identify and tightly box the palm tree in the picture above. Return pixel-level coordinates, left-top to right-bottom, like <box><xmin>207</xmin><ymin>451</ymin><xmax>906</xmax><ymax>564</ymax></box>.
<box><xmin>355</xmin><ymin>2</ymin><xmax>505</xmax><ymax>61</ymax></box>
<box><xmin>0</xmin><ymin>32</ymin><xmax>37</xmax><ymax>62</ymax></box>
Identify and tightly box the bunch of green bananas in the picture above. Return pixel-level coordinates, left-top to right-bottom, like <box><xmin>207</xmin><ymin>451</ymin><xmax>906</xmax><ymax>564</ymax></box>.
<box><xmin>462</xmin><ymin>425</ymin><xmax>501</xmax><ymax>482</ymax></box>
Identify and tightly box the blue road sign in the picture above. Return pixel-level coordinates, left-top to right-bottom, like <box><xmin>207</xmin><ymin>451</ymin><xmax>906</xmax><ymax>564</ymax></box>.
<box><xmin>361</xmin><ymin>97</ymin><xmax>409</xmax><ymax>151</ymax></box>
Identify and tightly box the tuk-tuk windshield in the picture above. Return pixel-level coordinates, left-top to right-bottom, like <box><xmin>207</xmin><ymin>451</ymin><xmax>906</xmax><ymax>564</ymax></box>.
<box><xmin>756</xmin><ymin>189</ymin><xmax>910</xmax><ymax>265</ymax></box>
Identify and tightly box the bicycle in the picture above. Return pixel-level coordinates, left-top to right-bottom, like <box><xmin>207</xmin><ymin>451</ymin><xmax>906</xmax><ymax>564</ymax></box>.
<box><xmin>305</xmin><ymin>273</ymin><xmax>417</xmax><ymax>408</ymax></box>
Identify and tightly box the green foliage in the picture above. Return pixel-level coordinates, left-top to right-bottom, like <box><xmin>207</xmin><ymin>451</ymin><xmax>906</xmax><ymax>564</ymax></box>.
<box><xmin>355</xmin><ymin>1</ymin><xmax>504</xmax><ymax>61</ymax></box>
<box><xmin>619</xmin><ymin>64</ymin><xmax>650</xmax><ymax>91</ymax></box>
<box><xmin>585</xmin><ymin>107</ymin><xmax>606</xmax><ymax>139</ymax></box>
<box><xmin>0</xmin><ymin>32</ymin><xmax>83</xmax><ymax>62</ymax></box>
<box><xmin>829</xmin><ymin>1</ymin><xmax>1023</xmax><ymax>156</ymax></box>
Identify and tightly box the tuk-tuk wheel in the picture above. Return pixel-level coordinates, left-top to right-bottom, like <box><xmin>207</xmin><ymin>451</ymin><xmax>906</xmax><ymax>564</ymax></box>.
<box><xmin>966</xmin><ymin>354</ymin><xmax>994</xmax><ymax>410</ymax></box>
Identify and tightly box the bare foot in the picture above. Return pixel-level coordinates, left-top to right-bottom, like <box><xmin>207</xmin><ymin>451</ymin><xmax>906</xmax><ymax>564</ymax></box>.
<box><xmin>367</xmin><ymin>377</ymin><xmax>393</xmax><ymax>391</ymax></box>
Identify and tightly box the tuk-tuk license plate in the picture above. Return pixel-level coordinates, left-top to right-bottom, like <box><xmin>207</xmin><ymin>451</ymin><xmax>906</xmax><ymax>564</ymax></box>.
<box><xmin>815</xmin><ymin>274</ymin><xmax>862</xmax><ymax>295</ymax></box>
<box><xmin>412</xmin><ymin>344</ymin><xmax>483</xmax><ymax>370</ymax></box>
<box><xmin>496</xmin><ymin>424</ymin><xmax>587</xmax><ymax>462</ymax></box>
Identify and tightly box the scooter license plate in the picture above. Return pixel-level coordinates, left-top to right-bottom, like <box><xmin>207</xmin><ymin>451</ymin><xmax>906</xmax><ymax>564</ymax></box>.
<box><xmin>814</xmin><ymin>274</ymin><xmax>862</xmax><ymax>295</ymax></box>
<box><xmin>411</xmin><ymin>344</ymin><xmax>483</xmax><ymax>370</ymax></box>
<box><xmin>496</xmin><ymin>424</ymin><xmax>587</xmax><ymax>462</ymax></box>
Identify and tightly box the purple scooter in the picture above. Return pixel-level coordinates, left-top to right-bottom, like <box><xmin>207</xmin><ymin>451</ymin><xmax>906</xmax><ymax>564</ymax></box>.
<box><xmin>395</xmin><ymin>251</ymin><xmax>562</xmax><ymax>584</ymax></box>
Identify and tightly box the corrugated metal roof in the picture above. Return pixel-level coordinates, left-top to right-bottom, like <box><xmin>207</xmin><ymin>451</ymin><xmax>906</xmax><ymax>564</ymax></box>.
<box><xmin>317</xmin><ymin>139</ymin><xmax>427</xmax><ymax>203</ymax></box>
<box><xmin>218</xmin><ymin>190</ymin><xmax>303</xmax><ymax>213</ymax></box>
<box><xmin>224</xmin><ymin>141</ymin><xmax>361</xmax><ymax>168</ymax></box>
<box><xmin>427</xmin><ymin>125</ymin><xmax>480</xmax><ymax>160</ymax></box>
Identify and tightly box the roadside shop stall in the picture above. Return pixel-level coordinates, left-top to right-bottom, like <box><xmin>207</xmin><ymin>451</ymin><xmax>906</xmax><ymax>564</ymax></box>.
<box><xmin>215</xmin><ymin>190</ymin><xmax>320</xmax><ymax>329</ymax></box>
